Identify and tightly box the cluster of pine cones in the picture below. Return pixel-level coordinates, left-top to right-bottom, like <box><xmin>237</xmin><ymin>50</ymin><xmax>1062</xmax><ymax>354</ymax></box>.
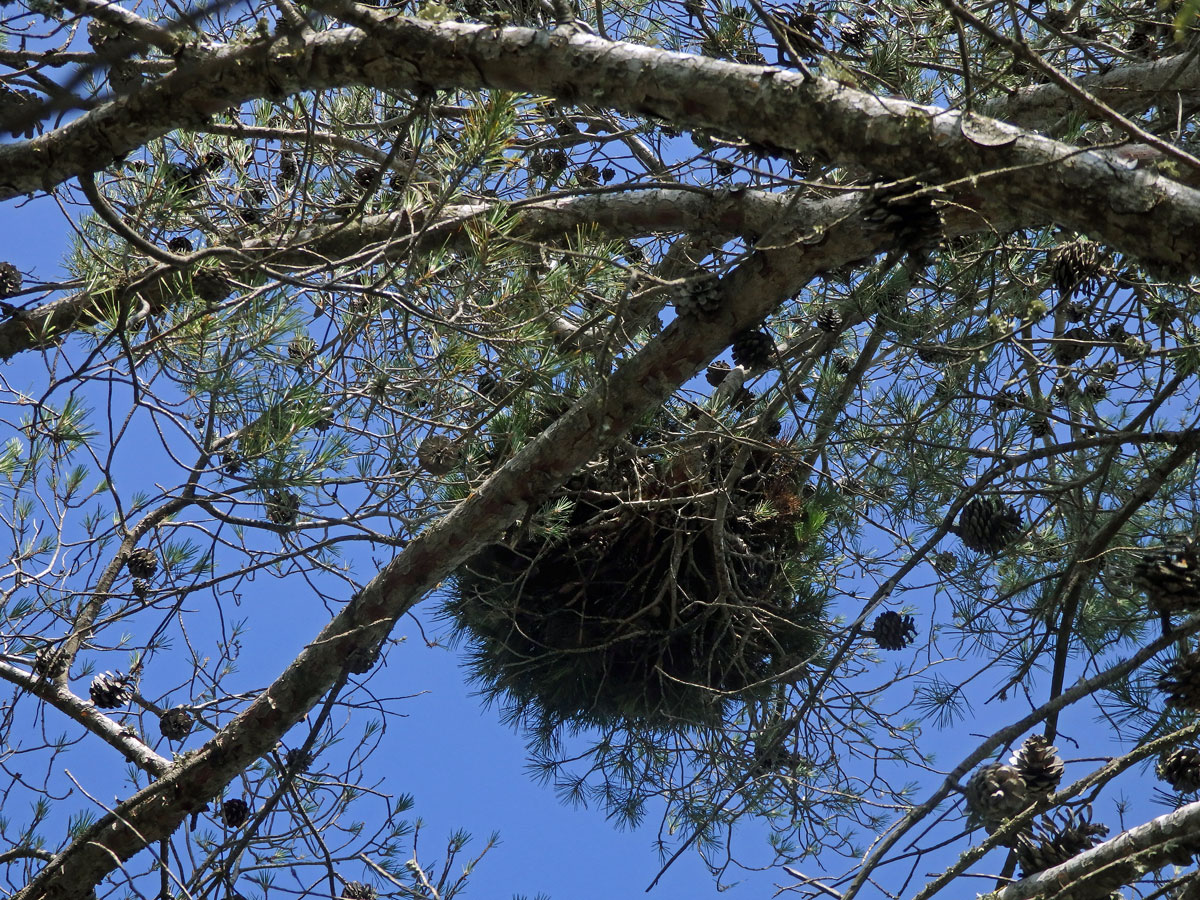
<box><xmin>964</xmin><ymin>735</ymin><xmax>1064</xmax><ymax>835</ymax></box>
<box><xmin>964</xmin><ymin>737</ymin><xmax>1106</xmax><ymax>876</ymax></box>
<box><xmin>1132</xmin><ymin>537</ymin><xmax>1200</xmax><ymax>710</ymax></box>
<box><xmin>965</xmin><ymin>732</ymin><xmax>1200</xmax><ymax>879</ymax></box>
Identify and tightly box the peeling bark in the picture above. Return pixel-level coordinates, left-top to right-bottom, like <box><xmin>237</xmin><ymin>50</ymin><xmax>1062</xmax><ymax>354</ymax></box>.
<box><xmin>1</xmin><ymin>18</ymin><xmax>1198</xmax><ymax>271</ymax></box>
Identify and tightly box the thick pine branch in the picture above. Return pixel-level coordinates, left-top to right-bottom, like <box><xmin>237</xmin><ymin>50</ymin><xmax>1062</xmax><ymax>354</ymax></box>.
<box><xmin>1</xmin><ymin>16</ymin><xmax>1199</xmax><ymax>271</ymax></box>
<box><xmin>980</xmin><ymin>50</ymin><xmax>1200</xmax><ymax>134</ymax></box>
<box><xmin>997</xmin><ymin>798</ymin><xmax>1200</xmax><ymax>900</ymax></box>
<box><xmin>0</xmin><ymin>188</ymin><xmax>1014</xmax><ymax>361</ymax></box>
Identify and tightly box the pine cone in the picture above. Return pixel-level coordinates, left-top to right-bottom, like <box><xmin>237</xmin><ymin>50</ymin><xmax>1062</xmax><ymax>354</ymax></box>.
<box><xmin>277</xmin><ymin>151</ymin><xmax>298</xmax><ymax>188</ymax></box>
<box><xmin>87</xmin><ymin>18</ymin><xmax>123</xmax><ymax>51</ymax></box>
<box><xmin>673</xmin><ymin>271</ymin><xmax>722</xmax><ymax>317</ymax></box>
<box><xmin>201</xmin><ymin>151</ymin><xmax>225</xmax><ymax>173</ymax></box>
<box><xmin>915</xmin><ymin>342</ymin><xmax>953</xmax><ymax>365</ymax></box>
<box><xmin>191</xmin><ymin>267</ymin><xmax>233</xmax><ymax>304</ymax></box>
<box><xmin>108</xmin><ymin>61</ymin><xmax>143</xmax><ymax>96</ymax></box>
<box><xmin>1125</xmin><ymin>26</ymin><xmax>1155</xmax><ymax>55</ymax></box>
<box><xmin>953</xmin><ymin>497</ymin><xmax>1022</xmax><ymax>554</ymax></box>
<box><xmin>267</xmin><ymin>490</ymin><xmax>300</xmax><ymax>527</ymax></box>
<box><xmin>933</xmin><ymin>550</ymin><xmax>958</xmax><ymax>573</ymax></box>
<box><xmin>772</xmin><ymin>2</ymin><xmax>825</xmax><ymax>58</ymax></box>
<box><xmin>477</xmin><ymin>373</ymin><xmax>505</xmax><ymax>400</ymax></box>
<box><xmin>730</xmin><ymin>329</ymin><xmax>774</xmax><ymax>372</ymax></box>
<box><xmin>159</xmin><ymin>706</ymin><xmax>194</xmax><ymax>741</ymax></box>
<box><xmin>33</xmin><ymin>645</ymin><xmax>68</xmax><ymax>679</ymax></box>
<box><xmin>871</xmin><ymin>610</ymin><xmax>917</xmax><ymax>650</ymax></box>
<box><xmin>705</xmin><ymin>360</ymin><xmax>732</xmax><ymax>386</ymax></box>
<box><xmin>788</xmin><ymin>154</ymin><xmax>812</xmax><ymax>178</ymax></box>
<box><xmin>1051</xmin><ymin>240</ymin><xmax>1103</xmax><ymax>302</ymax></box>
<box><xmin>0</xmin><ymin>85</ymin><xmax>41</xmax><ymax>139</ymax></box>
<box><xmin>1133</xmin><ymin>538</ymin><xmax>1200</xmax><ymax>616</ymax></box>
<box><xmin>965</xmin><ymin>763</ymin><xmax>1028</xmax><ymax>830</ymax></box>
<box><xmin>354</xmin><ymin>166</ymin><xmax>379</xmax><ymax>189</ymax></box>
<box><xmin>89</xmin><ymin>671</ymin><xmax>134</xmax><ymax>708</ymax></box>
<box><xmin>417</xmin><ymin>435</ymin><xmax>459</xmax><ymax>475</ymax></box>
<box><xmin>1010</xmin><ymin>735</ymin><xmax>1064</xmax><ymax>798</ymax></box>
<box><xmin>221</xmin><ymin>797</ymin><xmax>250</xmax><ymax>828</ymax></box>
<box><xmin>861</xmin><ymin>183</ymin><xmax>945</xmax><ymax>260</ymax></box>
<box><xmin>1159</xmin><ymin>651</ymin><xmax>1200</xmax><ymax>711</ymax></box>
<box><xmin>1063</xmin><ymin>299</ymin><xmax>1089</xmax><ymax>323</ymax></box>
<box><xmin>313</xmin><ymin>408</ymin><xmax>335</xmax><ymax>433</ymax></box>
<box><xmin>287</xmin><ymin>336</ymin><xmax>317</xmax><ymax>365</ymax></box>
<box><xmin>1149</xmin><ymin>302</ymin><xmax>1179</xmax><ymax>329</ymax></box>
<box><xmin>1016</xmin><ymin>807</ymin><xmax>1108</xmax><ymax>877</ymax></box>
<box><xmin>575</xmin><ymin>163</ymin><xmax>601</xmax><ymax>186</ymax></box>
<box><xmin>993</xmin><ymin>390</ymin><xmax>1024</xmax><ymax>413</ymax></box>
<box><xmin>341</xmin><ymin>883</ymin><xmax>378</xmax><ymax>900</ymax></box>
<box><xmin>815</xmin><ymin>306</ymin><xmax>842</xmax><ymax>333</ymax></box>
<box><xmin>167</xmin><ymin>236</ymin><xmax>193</xmax><ymax>253</ymax></box>
<box><xmin>530</xmin><ymin>148</ymin><xmax>568</xmax><ymax>179</ymax></box>
<box><xmin>839</xmin><ymin>18</ymin><xmax>870</xmax><ymax>47</ymax></box>
<box><xmin>1119</xmin><ymin>336</ymin><xmax>1150</xmax><ymax>361</ymax></box>
<box><xmin>1052</xmin><ymin>326</ymin><xmax>1095</xmax><ymax>366</ymax></box>
<box><xmin>163</xmin><ymin>161</ymin><xmax>205</xmax><ymax>199</ymax></box>
<box><xmin>1051</xmin><ymin>373</ymin><xmax>1079</xmax><ymax>404</ymax></box>
<box><xmin>0</xmin><ymin>261</ymin><xmax>21</xmax><ymax>299</ymax></box>
<box><xmin>126</xmin><ymin>547</ymin><xmax>159</xmax><ymax>579</ymax></box>
<box><xmin>345</xmin><ymin>642</ymin><xmax>381</xmax><ymax>675</ymax></box>
<box><xmin>1158</xmin><ymin>746</ymin><xmax>1200</xmax><ymax>793</ymax></box>
<box><xmin>285</xmin><ymin>747</ymin><xmax>313</xmax><ymax>773</ymax></box>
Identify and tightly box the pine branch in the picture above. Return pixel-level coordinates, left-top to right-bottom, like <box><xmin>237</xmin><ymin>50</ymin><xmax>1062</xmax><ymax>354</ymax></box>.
<box><xmin>1</xmin><ymin>16</ymin><xmax>1198</xmax><ymax>271</ymax></box>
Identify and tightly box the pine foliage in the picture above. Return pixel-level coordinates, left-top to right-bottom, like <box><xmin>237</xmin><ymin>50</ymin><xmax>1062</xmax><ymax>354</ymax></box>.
<box><xmin>4</xmin><ymin>0</ymin><xmax>1200</xmax><ymax>897</ymax></box>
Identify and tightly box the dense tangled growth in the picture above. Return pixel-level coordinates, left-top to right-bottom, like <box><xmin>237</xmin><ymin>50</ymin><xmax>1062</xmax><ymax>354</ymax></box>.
<box><xmin>447</xmin><ymin>422</ymin><xmax>827</xmax><ymax>729</ymax></box>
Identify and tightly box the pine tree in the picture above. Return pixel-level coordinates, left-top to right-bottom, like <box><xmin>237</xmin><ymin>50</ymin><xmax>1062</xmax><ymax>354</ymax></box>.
<box><xmin>3</xmin><ymin>0</ymin><xmax>1200</xmax><ymax>898</ymax></box>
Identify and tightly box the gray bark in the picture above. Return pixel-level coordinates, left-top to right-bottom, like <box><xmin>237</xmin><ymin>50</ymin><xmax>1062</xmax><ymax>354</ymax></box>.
<box><xmin>1</xmin><ymin>18</ymin><xmax>1198</xmax><ymax>271</ymax></box>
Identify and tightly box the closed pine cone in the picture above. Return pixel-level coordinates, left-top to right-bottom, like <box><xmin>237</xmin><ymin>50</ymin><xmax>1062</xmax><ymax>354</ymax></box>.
<box><xmin>952</xmin><ymin>497</ymin><xmax>1022</xmax><ymax>554</ymax></box>
<box><xmin>965</xmin><ymin>763</ymin><xmax>1028</xmax><ymax>831</ymax></box>
<box><xmin>1133</xmin><ymin>538</ymin><xmax>1200</xmax><ymax>615</ymax></box>
<box><xmin>1158</xmin><ymin>746</ymin><xmax>1200</xmax><ymax>793</ymax></box>
<box><xmin>1158</xmin><ymin>651</ymin><xmax>1200</xmax><ymax>711</ymax></box>
<box><xmin>1010</xmin><ymin>734</ymin><xmax>1064</xmax><ymax>798</ymax></box>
